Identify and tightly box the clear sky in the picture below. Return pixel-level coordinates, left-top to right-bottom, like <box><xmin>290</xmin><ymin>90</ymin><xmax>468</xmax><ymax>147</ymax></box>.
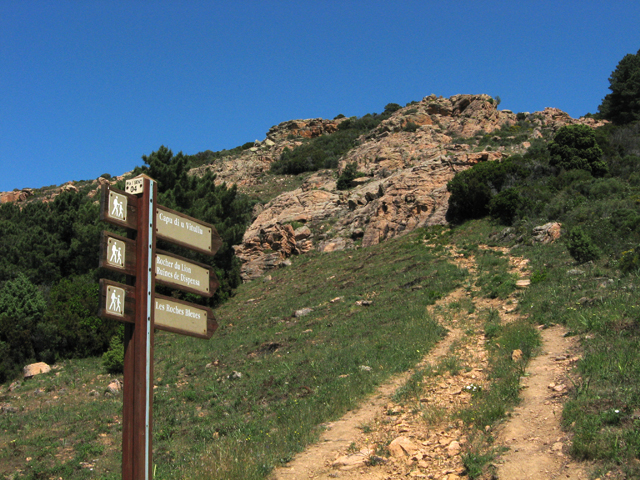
<box><xmin>1</xmin><ymin>1</ymin><xmax>639</xmax><ymax>192</ymax></box>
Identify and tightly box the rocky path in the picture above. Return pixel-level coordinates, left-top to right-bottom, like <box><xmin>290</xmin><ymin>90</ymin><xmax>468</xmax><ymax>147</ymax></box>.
<box><xmin>494</xmin><ymin>325</ymin><xmax>588</xmax><ymax>480</ymax></box>
<box><xmin>270</xmin><ymin>247</ymin><xmax>587</xmax><ymax>480</ymax></box>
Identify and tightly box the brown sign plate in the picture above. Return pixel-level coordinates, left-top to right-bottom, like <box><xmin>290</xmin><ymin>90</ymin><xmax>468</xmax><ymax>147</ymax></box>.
<box><xmin>156</xmin><ymin>206</ymin><xmax>222</xmax><ymax>256</ymax></box>
<box><xmin>154</xmin><ymin>294</ymin><xmax>217</xmax><ymax>339</ymax></box>
<box><xmin>99</xmin><ymin>232</ymin><xmax>137</xmax><ymax>276</ymax></box>
<box><xmin>155</xmin><ymin>250</ymin><xmax>219</xmax><ymax>297</ymax></box>
<box><xmin>98</xmin><ymin>280</ymin><xmax>217</xmax><ymax>339</ymax></box>
<box><xmin>100</xmin><ymin>186</ymin><xmax>138</xmax><ymax>231</ymax></box>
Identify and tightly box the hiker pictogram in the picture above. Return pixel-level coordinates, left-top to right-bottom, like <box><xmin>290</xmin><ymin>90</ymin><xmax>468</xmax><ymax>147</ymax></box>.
<box><xmin>110</xmin><ymin>242</ymin><xmax>122</xmax><ymax>265</ymax></box>
<box><xmin>111</xmin><ymin>196</ymin><xmax>123</xmax><ymax>219</ymax></box>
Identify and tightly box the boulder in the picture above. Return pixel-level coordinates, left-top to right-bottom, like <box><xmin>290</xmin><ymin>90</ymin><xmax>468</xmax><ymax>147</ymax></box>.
<box><xmin>447</xmin><ymin>440</ymin><xmax>461</xmax><ymax>457</ymax></box>
<box><xmin>107</xmin><ymin>379</ymin><xmax>122</xmax><ymax>394</ymax></box>
<box><xmin>23</xmin><ymin>362</ymin><xmax>51</xmax><ymax>378</ymax></box>
<box><xmin>60</xmin><ymin>183</ymin><xmax>79</xmax><ymax>194</ymax></box>
<box><xmin>532</xmin><ymin>222</ymin><xmax>562</xmax><ymax>244</ymax></box>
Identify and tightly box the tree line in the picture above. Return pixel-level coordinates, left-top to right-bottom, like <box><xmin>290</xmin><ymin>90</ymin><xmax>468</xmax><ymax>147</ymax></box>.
<box><xmin>0</xmin><ymin>146</ymin><xmax>253</xmax><ymax>382</ymax></box>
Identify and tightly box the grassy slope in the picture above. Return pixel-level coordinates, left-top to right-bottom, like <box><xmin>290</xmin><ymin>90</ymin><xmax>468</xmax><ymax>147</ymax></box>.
<box><xmin>2</xmin><ymin>217</ymin><xmax>639</xmax><ymax>479</ymax></box>
<box><xmin>0</xmin><ymin>228</ymin><xmax>466</xmax><ymax>479</ymax></box>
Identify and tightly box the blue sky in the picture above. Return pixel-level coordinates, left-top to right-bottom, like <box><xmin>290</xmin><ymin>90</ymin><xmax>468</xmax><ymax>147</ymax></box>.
<box><xmin>1</xmin><ymin>1</ymin><xmax>639</xmax><ymax>192</ymax></box>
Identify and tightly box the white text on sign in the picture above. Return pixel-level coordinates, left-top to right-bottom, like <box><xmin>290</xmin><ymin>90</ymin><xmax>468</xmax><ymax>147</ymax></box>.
<box><xmin>154</xmin><ymin>253</ymin><xmax>210</xmax><ymax>295</ymax></box>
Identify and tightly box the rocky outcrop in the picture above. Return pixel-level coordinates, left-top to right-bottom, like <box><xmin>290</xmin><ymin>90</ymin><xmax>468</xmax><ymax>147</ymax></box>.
<box><xmin>0</xmin><ymin>188</ymin><xmax>34</xmax><ymax>204</ymax></box>
<box><xmin>532</xmin><ymin>222</ymin><xmax>562</xmax><ymax>244</ymax></box>
<box><xmin>231</xmin><ymin>94</ymin><xmax>606</xmax><ymax>280</ymax></box>
<box><xmin>266</xmin><ymin>118</ymin><xmax>344</xmax><ymax>142</ymax></box>
<box><xmin>233</xmin><ymin>149</ymin><xmax>501</xmax><ymax>279</ymax></box>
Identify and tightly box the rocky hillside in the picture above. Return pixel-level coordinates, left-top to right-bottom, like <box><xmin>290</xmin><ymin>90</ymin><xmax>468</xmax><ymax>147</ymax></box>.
<box><xmin>1</xmin><ymin>94</ymin><xmax>606</xmax><ymax>282</ymax></box>
<box><xmin>201</xmin><ymin>94</ymin><xmax>604</xmax><ymax>280</ymax></box>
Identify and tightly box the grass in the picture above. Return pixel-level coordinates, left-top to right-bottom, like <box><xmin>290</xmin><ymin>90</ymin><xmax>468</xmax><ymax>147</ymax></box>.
<box><xmin>0</xmin><ymin>359</ymin><xmax>122</xmax><ymax>479</ymax></box>
<box><xmin>0</xmin><ymin>228</ymin><xmax>466</xmax><ymax>480</ymax></box>
<box><xmin>491</xmin><ymin>220</ymin><xmax>640</xmax><ymax>477</ymax></box>
<box><xmin>456</xmin><ymin>314</ymin><xmax>540</xmax><ymax>429</ymax></box>
<box><xmin>3</xmin><ymin>213</ymin><xmax>639</xmax><ymax>478</ymax></box>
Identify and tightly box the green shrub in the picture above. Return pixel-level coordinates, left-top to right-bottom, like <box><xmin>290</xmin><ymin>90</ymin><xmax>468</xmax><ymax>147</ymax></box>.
<box><xmin>619</xmin><ymin>248</ymin><xmax>640</xmax><ymax>273</ymax></box>
<box><xmin>403</xmin><ymin>121</ymin><xmax>419</xmax><ymax>132</ymax></box>
<box><xmin>567</xmin><ymin>226</ymin><xmax>601</xmax><ymax>264</ymax></box>
<box><xmin>336</xmin><ymin>162</ymin><xmax>360</xmax><ymax>190</ymax></box>
<box><xmin>0</xmin><ymin>273</ymin><xmax>47</xmax><ymax>381</ymax></box>
<box><xmin>102</xmin><ymin>333</ymin><xmax>124</xmax><ymax>374</ymax></box>
<box><xmin>549</xmin><ymin>125</ymin><xmax>608</xmax><ymax>176</ymax></box>
<box><xmin>489</xmin><ymin>187</ymin><xmax>527</xmax><ymax>225</ymax></box>
<box><xmin>447</xmin><ymin>157</ymin><xmax>527</xmax><ymax>222</ymax></box>
<box><xmin>384</xmin><ymin>103</ymin><xmax>402</xmax><ymax>114</ymax></box>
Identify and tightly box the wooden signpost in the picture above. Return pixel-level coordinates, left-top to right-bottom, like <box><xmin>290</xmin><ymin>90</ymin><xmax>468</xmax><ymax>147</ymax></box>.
<box><xmin>98</xmin><ymin>175</ymin><xmax>221</xmax><ymax>480</ymax></box>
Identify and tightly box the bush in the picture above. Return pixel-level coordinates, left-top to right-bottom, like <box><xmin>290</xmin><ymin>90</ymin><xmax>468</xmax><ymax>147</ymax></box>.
<box><xmin>0</xmin><ymin>273</ymin><xmax>46</xmax><ymax>382</ymax></box>
<box><xmin>619</xmin><ymin>248</ymin><xmax>640</xmax><ymax>273</ymax></box>
<box><xmin>384</xmin><ymin>103</ymin><xmax>402</xmax><ymax>114</ymax></box>
<box><xmin>567</xmin><ymin>226</ymin><xmax>601</xmax><ymax>264</ymax></box>
<box><xmin>403</xmin><ymin>121</ymin><xmax>419</xmax><ymax>133</ymax></box>
<box><xmin>489</xmin><ymin>188</ymin><xmax>527</xmax><ymax>225</ymax></box>
<box><xmin>102</xmin><ymin>333</ymin><xmax>124</xmax><ymax>374</ymax></box>
<box><xmin>447</xmin><ymin>157</ymin><xmax>527</xmax><ymax>222</ymax></box>
<box><xmin>41</xmin><ymin>276</ymin><xmax>115</xmax><ymax>359</ymax></box>
<box><xmin>549</xmin><ymin>125</ymin><xmax>608</xmax><ymax>176</ymax></box>
<box><xmin>336</xmin><ymin>162</ymin><xmax>360</xmax><ymax>190</ymax></box>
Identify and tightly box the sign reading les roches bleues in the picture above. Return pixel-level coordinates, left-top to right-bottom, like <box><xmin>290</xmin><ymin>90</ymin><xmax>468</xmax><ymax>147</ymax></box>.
<box><xmin>154</xmin><ymin>294</ymin><xmax>214</xmax><ymax>339</ymax></box>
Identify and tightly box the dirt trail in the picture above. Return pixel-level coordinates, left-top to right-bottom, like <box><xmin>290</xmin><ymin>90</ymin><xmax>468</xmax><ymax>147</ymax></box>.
<box><xmin>494</xmin><ymin>325</ymin><xmax>588</xmax><ymax>480</ymax></box>
<box><xmin>272</xmin><ymin>329</ymin><xmax>464</xmax><ymax>480</ymax></box>
<box><xmin>270</xmin><ymin>246</ymin><xmax>588</xmax><ymax>480</ymax></box>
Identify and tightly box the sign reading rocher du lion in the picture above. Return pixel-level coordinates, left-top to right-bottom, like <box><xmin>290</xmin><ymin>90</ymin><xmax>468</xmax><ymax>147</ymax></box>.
<box><xmin>155</xmin><ymin>251</ymin><xmax>218</xmax><ymax>297</ymax></box>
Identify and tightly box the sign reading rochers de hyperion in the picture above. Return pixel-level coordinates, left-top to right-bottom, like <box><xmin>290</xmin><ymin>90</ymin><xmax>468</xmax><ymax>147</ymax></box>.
<box><xmin>156</xmin><ymin>206</ymin><xmax>222</xmax><ymax>256</ymax></box>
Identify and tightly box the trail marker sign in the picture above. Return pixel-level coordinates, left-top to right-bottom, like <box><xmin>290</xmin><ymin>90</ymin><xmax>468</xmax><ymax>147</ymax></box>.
<box><xmin>154</xmin><ymin>250</ymin><xmax>218</xmax><ymax>297</ymax></box>
<box><xmin>98</xmin><ymin>176</ymin><xmax>221</xmax><ymax>480</ymax></box>
<box><xmin>106</xmin><ymin>284</ymin><xmax>126</xmax><ymax>317</ymax></box>
<box><xmin>156</xmin><ymin>206</ymin><xmax>222</xmax><ymax>255</ymax></box>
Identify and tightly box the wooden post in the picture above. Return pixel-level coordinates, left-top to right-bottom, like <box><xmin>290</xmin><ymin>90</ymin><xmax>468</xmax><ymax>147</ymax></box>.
<box><xmin>122</xmin><ymin>177</ymin><xmax>156</xmax><ymax>480</ymax></box>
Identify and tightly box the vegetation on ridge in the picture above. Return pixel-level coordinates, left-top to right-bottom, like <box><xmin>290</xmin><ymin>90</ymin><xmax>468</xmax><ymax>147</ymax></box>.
<box><xmin>269</xmin><ymin>103</ymin><xmax>402</xmax><ymax>175</ymax></box>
